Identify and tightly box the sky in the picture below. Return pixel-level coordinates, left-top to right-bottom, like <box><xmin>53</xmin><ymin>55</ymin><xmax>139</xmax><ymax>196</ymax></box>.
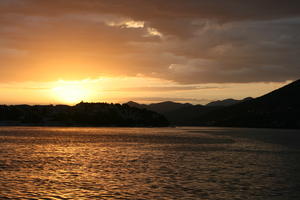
<box><xmin>0</xmin><ymin>0</ymin><xmax>299</xmax><ymax>105</ymax></box>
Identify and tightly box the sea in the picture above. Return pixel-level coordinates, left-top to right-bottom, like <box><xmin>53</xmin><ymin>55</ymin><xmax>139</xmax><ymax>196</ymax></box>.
<box><xmin>0</xmin><ymin>126</ymin><xmax>299</xmax><ymax>200</ymax></box>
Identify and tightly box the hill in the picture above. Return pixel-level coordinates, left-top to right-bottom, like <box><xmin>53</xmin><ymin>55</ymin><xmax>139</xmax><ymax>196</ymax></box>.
<box><xmin>126</xmin><ymin>98</ymin><xmax>252</xmax><ymax>125</ymax></box>
<box><xmin>197</xmin><ymin>79</ymin><xmax>300</xmax><ymax>129</ymax></box>
<box><xmin>126</xmin><ymin>101</ymin><xmax>193</xmax><ymax>114</ymax></box>
<box><xmin>0</xmin><ymin>102</ymin><xmax>169</xmax><ymax>127</ymax></box>
<box><xmin>206</xmin><ymin>97</ymin><xmax>253</xmax><ymax>107</ymax></box>
<box><xmin>126</xmin><ymin>80</ymin><xmax>300</xmax><ymax>129</ymax></box>
<box><xmin>164</xmin><ymin>105</ymin><xmax>220</xmax><ymax>125</ymax></box>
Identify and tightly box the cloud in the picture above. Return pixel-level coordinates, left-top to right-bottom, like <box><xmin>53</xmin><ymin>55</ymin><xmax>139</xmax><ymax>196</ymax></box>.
<box><xmin>2</xmin><ymin>0</ymin><xmax>300</xmax><ymax>21</ymax></box>
<box><xmin>0</xmin><ymin>0</ymin><xmax>300</xmax><ymax>84</ymax></box>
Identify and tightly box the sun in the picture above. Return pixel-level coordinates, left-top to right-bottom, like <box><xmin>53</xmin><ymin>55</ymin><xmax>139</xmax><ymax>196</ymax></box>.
<box><xmin>52</xmin><ymin>83</ymin><xmax>90</xmax><ymax>104</ymax></box>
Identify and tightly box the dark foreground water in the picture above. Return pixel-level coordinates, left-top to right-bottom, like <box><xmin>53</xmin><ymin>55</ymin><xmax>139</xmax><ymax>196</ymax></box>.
<box><xmin>0</xmin><ymin>127</ymin><xmax>300</xmax><ymax>200</ymax></box>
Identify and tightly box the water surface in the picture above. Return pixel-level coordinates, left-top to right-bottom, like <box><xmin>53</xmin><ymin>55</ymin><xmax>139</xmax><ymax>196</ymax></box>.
<box><xmin>0</xmin><ymin>127</ymin><xmax>300</xmax><ymax>199</ymax></box>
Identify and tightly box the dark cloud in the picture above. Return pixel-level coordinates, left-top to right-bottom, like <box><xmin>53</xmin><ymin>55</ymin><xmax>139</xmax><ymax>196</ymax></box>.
<box><xmin>0</xmin><ymin>0</ymin><xmax>300</xmax><ymax>83</ymax></box>
<box><xmin>2</xmin><ymin>0</ymin><xmax>300</xmax><ymax>39</ymax></box>
<box><xmin>2</xmin><ymin>0</ymin><xmax>300</xmax><ymax>21</ymax></box>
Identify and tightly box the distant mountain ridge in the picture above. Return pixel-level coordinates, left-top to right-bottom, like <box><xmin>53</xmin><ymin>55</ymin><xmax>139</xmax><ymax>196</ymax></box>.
<box><xmin>126</xmin><ymin>79</ymin><xmax>300</xmax><ymax>129</ymax></box>
<box><xmin>126</xmin><ymin>97</ymin><xmax>250</xmax><ymax>114</ymax></box>
<box><xmin>1</xmin><ymin>80</ymin><xmax>299</xmax><ymax>129</ymax></box>
<box><xmin>197</xmin><ymin>79</ymin><xmax>300</xmax><ymax>129</ymax></box>
<box><xmin>127</xmin><ymin>101</ymin><xmax>193</xmax><ymax>114</ymax></box>
<box><xmin>126</xmin><ymin>97</ymin><xmax>253</xmax><ymax>125</ymax></box>
<box><xmin>206</xmin><ymin>97</ymin><xmax>253</xmax><ymax>107</ymax></box>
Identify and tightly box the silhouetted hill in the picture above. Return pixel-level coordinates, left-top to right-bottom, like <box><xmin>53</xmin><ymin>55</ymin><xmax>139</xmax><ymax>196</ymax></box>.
<box><xmin>126</xmin><ymin>98</ymin><xmax>252</xmax><ymax>125</ymax></box>
<box><xmin>164</xmin><ymin>105</ymin><xmax>220</xmax><ymax>125</ymax></box>
<box><xmin>0</xmin><ymin>102</ymin><xmax>169</xmax><ymax>127</ymax></box>
<box><xmin>148</xmin><ymin>101</ymin><xmax>193</xmax><ymax>113</ymax></box>
<box><xmin>206</xmin><ymin>97</ymin><xmax>253</xmax><ymax>107</ymax></box>
<box><xmin>126</xmin><ymin>101</ymin><xmax>193</xmax><ymax>114</ymax></box>
<box><xmin>197</xmin><ymin>80</ymin><xmax>300</xmax><ymax>129</ymax></box>
<box><xmin>126</xmin><ymin>80</ymin><xmax>300</xmax><ymax>128</ymax></box>
<box><xmin>126</xmin><ymin>101</ymin><xmax>147</xmax><ymax>109</ymax></box>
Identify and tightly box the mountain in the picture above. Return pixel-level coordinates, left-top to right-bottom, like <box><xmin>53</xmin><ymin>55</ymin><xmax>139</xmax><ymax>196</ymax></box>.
<box><xmin>126</xmin><ymin>80</ymin><xmax>300</xmax><ymax>129</ymax></box>
<box><xmin>126</xmin><ymin>101</ymin><xmax>193</xmax><ymax>114</ymax></box>
<box><xmin>164</xmin><ymin>105</ymin><xmax>220</xmax><ymax>125</ymax></box>
<box><xmin>0</xmin><ymin>102</ymin><xmax>169</xmax><ymax>127</ymax></box>
<box><xmin>197</xmin><ymin>79</ymin><xmax>300</xmax><ymax>129</ymax></box>
<box><xmin>2</xmin><ymin>79</ymin><xmax>298</xmax><ymax>129</ymax></box>
<box><xmin>206</xmin><ymin>97</ymin><xmax>253</xmax><ymax>107</ymax></box>
<box><xmin>126</xmin><ymin>98</ymin><xmax>252</xmax><ymax>125</ymax></box>
<box><xmin>126</xmin><ymin>101</ymin><xmax>147</xmax><ymax>109</ymax></box>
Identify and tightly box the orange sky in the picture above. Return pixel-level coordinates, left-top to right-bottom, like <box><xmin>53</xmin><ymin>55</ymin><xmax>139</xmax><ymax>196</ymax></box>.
<box><xmin>0</xmin><ymin>77</ymin><xmax>289</xmax><ymax>105</ymax></box>
<box><xmin>0</xmin><ymin>1</ymin><xmax>299</xmax><ymax>105</ymax></box>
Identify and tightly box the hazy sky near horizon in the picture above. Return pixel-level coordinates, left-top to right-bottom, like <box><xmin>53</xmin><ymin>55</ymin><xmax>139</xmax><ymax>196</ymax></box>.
<box><xmin>0</xmin><ymin>0</ymin><xmax>299</xmax><ymax>104</ymax></box>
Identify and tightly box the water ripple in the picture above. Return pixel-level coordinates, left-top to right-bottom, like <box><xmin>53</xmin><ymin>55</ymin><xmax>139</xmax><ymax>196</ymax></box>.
<box><xmin>0</xmin><ymin>127</ymin><xmax>299</xmax><ymax>199</ymax></box>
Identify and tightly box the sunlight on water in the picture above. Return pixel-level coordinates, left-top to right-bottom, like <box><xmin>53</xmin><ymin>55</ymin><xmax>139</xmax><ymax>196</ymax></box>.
<box><xmin>0</xmin><ymin>127</ymin><xmax>300</xmax><ymax>199</ymax></box>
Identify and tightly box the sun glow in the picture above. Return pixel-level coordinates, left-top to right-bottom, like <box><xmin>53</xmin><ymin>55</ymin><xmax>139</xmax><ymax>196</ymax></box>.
<box><xmin>52</xmin><ymin>83</ymin><xmax>90</xmax><ymax>104</ymax></box>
